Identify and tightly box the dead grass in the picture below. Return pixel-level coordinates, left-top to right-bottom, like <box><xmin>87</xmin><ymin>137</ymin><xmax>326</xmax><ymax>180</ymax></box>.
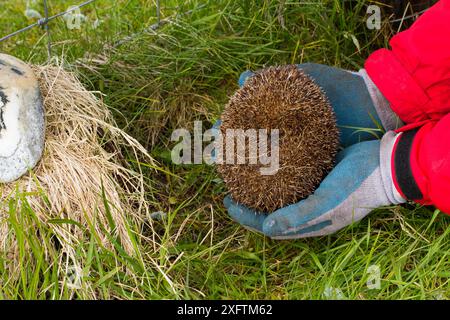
<box><xmin>0</xmin><ymin>63</ymin><xmax>155</xmax><ymax>259</ymax></box>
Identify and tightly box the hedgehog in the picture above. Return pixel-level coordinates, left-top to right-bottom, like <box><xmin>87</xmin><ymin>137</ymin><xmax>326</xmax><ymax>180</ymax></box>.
<box><xmin>216</xmin><ymin>65</ymin><xmax>339</xmax><ymax>213</ymax></box>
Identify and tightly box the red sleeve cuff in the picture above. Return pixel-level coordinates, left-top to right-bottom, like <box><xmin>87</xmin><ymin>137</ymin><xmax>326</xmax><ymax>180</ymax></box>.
<box><xmin>365</xmin><ymin>49</ymin><xmax>430</xmax><ymax>124</ymax></box>
<box><xmin>391</xmin><ymin>128</ymin><xmax>424</xmax><ymax>202</ymax></box>
<box><xmin>391</xmin><ymin>121</ymin><xmax>450</xmax><ymax>214</ymax></box>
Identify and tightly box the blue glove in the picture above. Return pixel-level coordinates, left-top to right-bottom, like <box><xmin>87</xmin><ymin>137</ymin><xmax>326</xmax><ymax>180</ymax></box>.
<box><xmin>239</xmin><ymin>63</ymin><xmax>401</xmax><ymax>147</ymax></box>
<box><xmin>224</xmin><ymin>132</ymin><xmax>405</xmax><ymax>239</ymax></box>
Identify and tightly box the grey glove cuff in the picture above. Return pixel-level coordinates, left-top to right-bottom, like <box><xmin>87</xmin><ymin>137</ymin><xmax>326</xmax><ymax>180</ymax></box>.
<box><xmin>380</xmin><ymin>131</ymin><xmax>406</xmax><ymax>204</ymax></box>
<box><xmin>357</xmin><ymin>69</ymin><xmax>404</xmax><ymax>131</ymax></box>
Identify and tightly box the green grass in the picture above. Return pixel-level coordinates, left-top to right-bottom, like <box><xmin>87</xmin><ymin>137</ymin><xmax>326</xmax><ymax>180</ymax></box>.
<box><xmin>0</xmin><ymin>0</ymin><xmax>449</xmax><ymax>299</ymax></box>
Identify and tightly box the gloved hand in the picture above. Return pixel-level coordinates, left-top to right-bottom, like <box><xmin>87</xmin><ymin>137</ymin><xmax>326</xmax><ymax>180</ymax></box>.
<box><xmin>239</xmin><ymin>63</ymin><xmax>401</xmax><ymax>147</ymax></box>
<box><xmin>217</xmin><ymin>64</ymin><xmax>405</xmax><ymax>237</ymax></box>
<box><xmin>224</xmin><ymin>132</ymin><xmax>406</xmax><ymax>239</ymax></box>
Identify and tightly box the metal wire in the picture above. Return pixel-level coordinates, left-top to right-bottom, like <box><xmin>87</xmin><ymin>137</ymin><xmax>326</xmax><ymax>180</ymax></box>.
<box><xmin>1</xmin><ymin>0</ymin><xmax>207</xmax><ymax>61</ymax></box>
<box><xmin>157</xmin><ymin>0</ymin><xmax>161</xmax><ymax>26</ymax></box>
<box><xmin>43</xmin><ymin>0</ymin><xmax>52</xmax><ymax>61</ymax></box>
<box><xmin>0</xmin><ymin>0</ymin><xmax>96</xmax><ymax>43</ymax></box>
<box><xmin>390</xmin><ymin>8</ymin><xmax>430</xmax><ymax>23</ymax></box>
<box><xmin>0</xmin><ymin>1</ymin><xmax>432</xmax><ymax>46</ymax></box>
<box><xmin>113</xmin><ymin>3</ymin><xmax>206</xmax><ymax>48</ymax></box>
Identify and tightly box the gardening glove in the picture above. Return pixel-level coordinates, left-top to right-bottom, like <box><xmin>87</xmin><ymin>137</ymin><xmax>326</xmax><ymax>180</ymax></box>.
<box><xmin>224</xmin><ymin>132</ymin><xmax>406</xmax><ymax>239</ymax></box>
<box><xmin>239</xmin><ymin>63</ymin><xmax>402</xmax><ymax>147</ymax></box>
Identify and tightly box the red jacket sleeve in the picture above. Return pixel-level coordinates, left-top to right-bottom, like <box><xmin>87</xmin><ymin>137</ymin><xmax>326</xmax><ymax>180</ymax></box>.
<box><xmin>392</xmin><ymin>114</ymin><xmax>450</xmax><ymax>214</ymax></box>
<box><xmin>365</xmin><ymin>0</ymin><xmax>450</xmax><ymax>124</ymax></box>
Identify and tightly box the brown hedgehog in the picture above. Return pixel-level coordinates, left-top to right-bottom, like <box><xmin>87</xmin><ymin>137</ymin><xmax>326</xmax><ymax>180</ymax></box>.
<box><xmin>217</xmin><ymin>65</ymin><xmax>339</xmax><ymax>213</ymax></box>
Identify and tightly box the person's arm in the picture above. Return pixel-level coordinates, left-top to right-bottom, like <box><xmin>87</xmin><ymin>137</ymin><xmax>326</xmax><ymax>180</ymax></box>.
<box><xmin>365</xmin><ymin>0</ymin><xmax>450</xmax><ymax>215</ymax></box>
<box><xmin>392</xmin><ymin>115</ymin><xmax>450</xmax><ymax>214</ymax></box>
<box><xmin>365</xmin><ymin>0</ymin><xmax>450</xmax><ymax>124</ymax></box>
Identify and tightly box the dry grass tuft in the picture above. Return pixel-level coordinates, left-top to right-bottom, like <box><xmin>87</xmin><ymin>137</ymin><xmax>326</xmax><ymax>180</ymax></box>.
<box><xmin>0</xmin><ymin>63</ymin><xmax>155</xmax><ymax>258</ymax></box>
